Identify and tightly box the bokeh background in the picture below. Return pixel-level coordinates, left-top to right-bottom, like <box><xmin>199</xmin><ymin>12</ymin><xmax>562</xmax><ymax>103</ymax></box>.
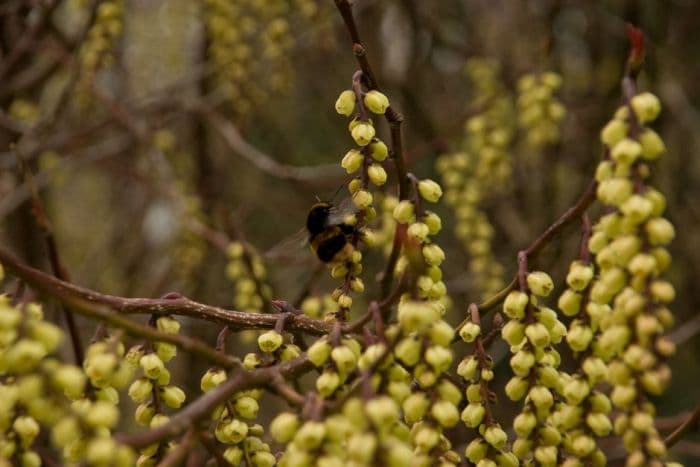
<box><xmin>1</xmin><ymin>0</ymin><xmax>699</xmax><ymax>462</ymax></box>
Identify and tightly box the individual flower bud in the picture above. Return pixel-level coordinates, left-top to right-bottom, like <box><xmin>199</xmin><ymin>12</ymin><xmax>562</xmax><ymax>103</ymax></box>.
<box><xmin>316</xmin><ymin>370</ymin><xmax>341</xmax><ymax>396</ymax></box>
<box><xmin>160</xmin><ymin>385</ymin><xmax>186</xmax><ymax>409</ymax></box>
<box><xmin>611</xmin><ymin>384</ymin><xmax>637</xmax><ymax>408</ymax></box>
<box><xmin>341</xmin><ymin>149</ymin><xmax>364</xmax><ymax>173</ymax></box>
<box><xmin>367</xmin><ymin>163</ymin><xmax>387</xmax><ymax>186</ymax></box>
<box><xmin>335</xmin><ymin>90</ymin><xmax>356</xmax><ymax>116</ymax></box>
<box><xmin>353</xmin><ymin>189</ymin><xmax>373</xmax><ymax>209</ymax></box>
<box><xmin>29</xmin><ymin>321</ymin><xmax>63</xmax><ymax>352</ymax></box>
<box><xmin>200</xmin><ymin>368</ymin><xmax>226</xmax><ymax>392</ymax></box>
<box><xmin>252</xmin><ymin>451</ymin><xmax>276</xmax><ymax>467</ymax></box>
<box><xmin>529</xmin><ymin>385</ymin><xmax>554</xmax><ymax>410</ymax></box>
<box><xmin>139</xmin><ymin>353</ymin><xmax>165</xmax><ymax>380</ymax></box>
<box><xmin>270</xmin><ymin>413</ymin><xmax>299</xmax><ymax>443</ymax></box>
<box><xmin>331</xmin><ymin>345</ymin><xmax>357</xmax><ymax>373</ymax></box>
<box><xmin>459</xmin><ymin>322</ymin><xmax>481</xmax><ymax>342</ymax></box>
<box><xmin>128</xmin><ymin>378</ymin><xmax>153</xmax><ymax>403</ymax></box>
<box><xmin>155</xmin><ymin>342</ymin><xmax>177</xmax><ymax>362</ymax></box>
<box><xmin>527</xmin><ymin>271</ymin><xmax>554</xmax><ymax>297</ymax></box>
<box><xmin>611</xmin><ymin>138</ymin><xmax>642</xmax><ymax>165</ymax></box>
<box><xmin>351</xmin><ymin>121</ymin><xmax>376</xmax><ymax>146</ymax></box>
<box><xmin>51</xmin><ymin>417</ymin><xmax>80</xmax><ymax>447</ymax></box>
<box><xmin>233</xmin><ymin>395</ymin><xmax>258</xmax><ymax>419</ymax></box>
<box><xmin>135</xmin><ymin>403</ymin><xmax>155</xmax><ymax>426</ymax></box>
<box><xmin>366</xmin><ymin>396</ymin><xmax>399</xmax><ymax>428</ymax></box>
<box><xmin>460</xmin><ymin>402</ymin><xmax>485</xmax><ymax>428</ymax></box>
<box><xmin>525</xmin><ymin>322</ymin><xmax>550</xmax><ymax>348</ymax></box>
<box><xmin>505</xmin><ymin>377</ymin><xmax>529</xmax><ymax>401</ymax></box>
<box><xmin>156</xmin><ymin>316</ymin><xmax>180</xmax><ymax>334</ymax></box>
<box><xmin>503</xmin><ymin>291</ymin><xmax>529</xmax><ymax>319</ymax></box>
<box><xmin>563</xmin><ymin>378</ymin><xmax>590</xmax><ymax>405</ymax></box>
<box><xmin>457</xmin><ymin>356</ymin><xmax>479</xmax><ymax>380</ymax></box>
<box><xmin>483</xmin><ymin>425</ymin><xmax>508</xmax><ymax>449</ymax></box>
<box><xmin>582</xmin><ymin>357</ymin><xmax>608</xmax><ymax>384</ymax></box>
<box><xmin>650</xmin><ymin>280</ymin><xmax>675</xmax><ymax>303</ymax></box>
<box><xmin>418</xmin><ymin>179</ymin><xmax>443</xmax><ymax>203</ymax></box>
<box><xmin>13</xmin><ymin>416</ymin><xmax>39</xmax><ymax>447</ymax></box>
<box><xmin>258</xmin><ymin>331</ymin><xmax>283</xmax><ymax>353</ymax></box>
<box><xmin>364</xmin><ymin>90</ymin><xmax>390</xmax><ymax>114</ymax></box>
<box><xmin>639</xmin><ymin>129</ymin><xmax>666</xmax><ymax>160</ymax></box>
<box><xmin>85</xmin><ymin>400</ymin><xmax>119</xmax><ymax>429</ymax></box>
<box><xmin>337</xmin><ymin>294</ymin><xmax>353</xmax><ymax>309</ymax></box>
<box><xmin>501</xmin><ymin>320</ymin><xmax>525</xmax><ymax>347</ymax></box>
<box><xmin>645</xmin><ymin>436</ymin><xmax>667</xmax><ymax>457</ymax></box>
<box><xmin>423</xmin><ymin>211</ymin><xmax>442</xmax><ymax>235</ymax></box>
<box><xmin>393</xmin><ymin>200</ymin><xmax>415</xmax><ymax>223</ymax></box>
<box><xmin>429</xmin><ymin>320</ymin><xmax>455</xmax><ymax>346</ymax></box>
<box><xmin>567</xmin><ymin>324</ymin><xmax>593</xmax><ymax>352</ymax></box>
<box><xmin>53</xmin><ymin>365</ymin><xmax>87</xmax><ymax>399</ymax></box>
<box><xmin>422</xmin><ymin>244</ymin><xmax>445</xmax><ymax>266</ymax></box>
<box><xmin>510</xmin><ymin>350</ymin><xmax>535</xmax><ymax>376</ymax></box>
<box><xmin>369</xmin><ymin>140</ymin><xmax>388</xmax><ymax>161</ymax></box>
<box><xmin>514</xmin><ymin>411</ymin><xmax>537</xmax><ymax>437</ymax></box>
<box><xmin>294</xmin><ymin>421</ymin><xmax>326</xmax><ymax>450</ymax></box>
<box><xmin>465</xmin><ymin>438</ymin><xmax>488</xmax><ymax>463</ymax></box>
<box><xmin>645</xmin><ymin>217</ymin><xmax>675</xmax><ymax>246</ymax></box>
<box><xmin>630</xmin><ymin>92</ymin><xmax>661</xmax><ymax>123</ymax></box>
<box><xmin>558</xmin><ymin>289</ymin><xmax>582</xmax><ymax>317</ymax></box>
<box><xmin>597</xmin><ymin>177</ymin><xmax>632</xmax><ymax>206</ymax></box>
<box><xmin>600</xmin><ymin>119</ymin><xmax>628</xmax><ymax>146</ymax></box>
<box><xmin>397</xmin><ymin>300</ymin><xmax>440</xmax><ymax>333</ymax></box>
<box><xmin>424</xmin><ymin>346</ymin><xmax>453</xmax><ymax>373</ymax></box>
<box><xmin>21</xmin><ymin>452</ymin><xmax>41</xmax><ymax>467</ymax></box>
<box><xmin>403</xmin><ymin>392</ymin><xmax>429</xmax><ymax>424</ymax></box>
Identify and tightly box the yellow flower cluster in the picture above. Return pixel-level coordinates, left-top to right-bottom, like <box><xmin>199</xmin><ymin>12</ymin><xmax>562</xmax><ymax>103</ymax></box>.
<box><xmin>516</xmin><ymin>72</ymin><xmax>566</xmax><ymax>154</ymax></box>
<box><xmin>225</xmin><ymin>241</ymin><xmax>272</xmax><ymax>314</ymax></box>
<box><xmin>587</xmin><ymin>92</ymin><xmax>677</xmax><ymax>465</ymax></box>
<box><xmin>0</xmin><ymin>295</ymin><xmax>134</xmax><ymax>466</ymax></box>
<box><xmin>77</xmin><ymin>1</ymin><xmax>124</xmax><ymax>92</ymax></box>
<box><xmin>125</xmin><ymin>316</ymin><xmax>187</xmax><ymax>466</ymax></box>
<box><xmin>437</xmin><ymin>59</ymin><xmax>515</xmax><ymax>299</ymax></box>
<box><xmin>501</xmin><ymin>272</ymin><xmax>571</xmax><ymax>466</ymax></box>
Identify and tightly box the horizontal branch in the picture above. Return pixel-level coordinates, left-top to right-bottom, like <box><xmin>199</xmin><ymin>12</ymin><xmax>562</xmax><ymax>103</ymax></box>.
<box><xmin>0</xmin><ymin>245</ymin><xmax>334</xmax><ymax>336</ymax></box>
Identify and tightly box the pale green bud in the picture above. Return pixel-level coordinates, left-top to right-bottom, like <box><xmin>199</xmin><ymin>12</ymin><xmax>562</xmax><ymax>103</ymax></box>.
<box><xmin>128</xmin><ymin>378</ymin><xmax>153</xmax><ymax>403</ymax></box>
<box><xmin>398</xmin><ymin>300</ymin><xmax>440</xmax><ymax>333</ymax></box>
<box><xmin>86</xmin><ymin>438</ymin><xmax>117</xmax><ymax>466</ymax></box>
<box><xmin>6</xmin><ymin>339</ymin><xmax>47</xmax><ymax>373</ymax></box>
<box><xmin>392</xmin><ymin>200</ymin><xmax>415</xmax><ymax>223</ymax></box>
<box><xmin>341</xmin><ymin>149</ymin><xmax>363</xmax><ymax>173</ymax></box>
<box><xmin>135</xmin><ymin>403</ymin><xmax>154</xmax><ymax>426</ymax></box>
<box><xmin>505</xmin><ymin>377</ymin><xmax>529</xmax><ymax>401</ymax></box>
<box><xmin>525</xmin><ymin>322</ymin><xmax>550</xmax><ymax>348</ymax></box>
<box><xmin>503</xmin><ymin>291</ymin><xmax>529</xmax><ymax>319</ymax></box>
<box><xmin>369</xmin><ymin>140</ymin><xmax>388</xmax><ymax>161</ymax></box>
<box><xmin>457</xmin><ymin>356</ymin><xmax>478</xmax><ymax>380</ymax></box>
<box><xmin>650</xmin><ymin>280</ymin><xmax>675</xmax><ymax>303</ymax></box>
<box><xmin>51</xmin><ymin>417</ymin><xmax>80</xmax><ymax>447</ymax></box>
<box><xmin>611</xmin><ymin>138</ymin><xmax>642</xmax><ymax>165</ymax></box>
<box><xmin>459</xmin><ymin>322</ymin><xmax>481</xmax><ymax>343</ymax></box>
<box><xmin>258</xmin><ymin>331</ymin><xmax>283</xmax><ymax>353</ymax></box>
<box><xmin>510</xmin><ymin>350</ymin><xmax>535</xmax><ymax>377</ymax></box>
<box><xmin>139</xmin><ymin>353</ymin><xmax>165</xmax><ymax>379</ymax></box>
<box><xmin>529</xmin><ymin>385</ymin><xmax>554</xmax><ymax>410</ymax></box>
<box><xmin>316</xmin><ymin>370</ymin><xmax>341</xmax><ymax>396</ymax></box>
<box><xmin>351</xmin><ymin>122</ymin><xmax>376</xmax><ymax>146</ymax></box>
<box><xmin>367</xmin><ymin>163</ymin><xmax>387</xmax><ymax>186</ymax></box>
<box><xmin>156</xmin><ymin>316</ymin><xmax>180</xmax><ymax>334</ymax></box>
<box><xmin>407</xmin><ymin>222</ymin><xmax>429</xmax><ymax>241</ymax></box>
<box><xmin>513</xmin><ymin>411</ymin><xmax>537</xmax><ymax>437</ymax></box>
<box><xmin>460</xmin><ymin>402</ymin><xmax>485</xmax><ymax>427</ymax></box>
<box><xmin>294</xmin><ymin>421</ymin><xmax>326</xmax><ymax>450</ymax></box>
<box><xmin>423</xmin><ymin>211</ymin><xmax>442</xmax><ymax>235</ymax></box>
<box><xmin>364</xmin><ymin>90</ymin><xmax>390</xmax><ymax>114</ymax></box>
<box><xmin>403</xmin><ymin>392</ymin><xmax>429</xmax><ymax>422</ymax></box>
<box><xmin>201</xmin><ymin>368</ymin><xmax>226</xmax><ymax>392</ymax></box>
<box><xmin>84</xmin><ymin>401</ymin><xmax>119</xmax><ymax>429</ymax></box>
<box><xmin>597</xmin><ymin>177</ymin><xmax>632</xmax><ymax>206</ymax></box>
<box><xmin>566</xmin><ymin>323</ymin><xmax>593</xmax><ymax>352</ymax></box>
<box><xmin>483</xmin><ymin>425</ymin><xmax>508</xmax><ymax>449</ymax></box>
<box><xmin>331</xmin><ymin>345</ymin><xmax>357</xmax><ymax>373</ymax></box>
<box><xmin>29</xmin><ymin>321</ymin><xmax>63</xmax><ymax>352</ymax></box>
<box><xmin>395</xmin><ymin>336</ymin><xmax>422</xmax><ymax>367</ymax></box>
<box><xmin>600</xmin><ymin>119</ymin><xmax>628</xmax><ymax>146</ymax></box>
<box><xmin>630</xmin><ymin>92</ymin><xmax>661</xmax><ymax>123</ymax></box>
<box><xmin>645</xmin><ymin>217</ymin><xmax>675</xmax><ymax>246</ymax></box>
<box><xmin>527</xmin><ymin>271</ymin><xmax>554</xmax><ymax>296</ymax></box>
<box><xmin>611</xmin><ymin>384</ymin><xmax>636</xmax><ymax>408</ymax></box>
<box><xmin>424</xmin><ymin>346</ymin><xmax>453</xmax><ymax>373</ymax></box>
<box><xmin>422</xmin><ymin>244</ymin><xmax>445</xmax><ymax>266</ymax></box>
<box><xmin>13</xmin><ymin>416</ymin><xmax>39</xmax><ymax>447</ymax></box>
<box><xmin>418</xmin><ymin>179</ymin><xmax>443</xmax><ymax>203</ymax></box>
<box><xmin>464</xmin><ymin>438</ymin><xmax>488</xmax><ymax>463</ymax></box>
<box><xmin>639</xmin><ymin>129</ymin><xmax>666</xmax><ymax>160</ymax></box>
<box><xmin>501</xmin><ymin>320</ymin><xmax>525</xmax><ymax>347</ymax></box>
<box><xmin>53</xmin><ymin>365</ymin><xmax>87</xmax><ymax>399</ymax></box>
<box><xmin>429</xmin><ymin>320</ymin><xmax>455</xmax><ymax>346</ymax></box>
<box><xmin>161</xmin><ymin>385</ymin><xmax>186</xmax><ymax>409</ymax></box>
<box><xmin>335</xmin><ymin>90</ymin><xmax>356</xmax><ymax>116</ymax></box>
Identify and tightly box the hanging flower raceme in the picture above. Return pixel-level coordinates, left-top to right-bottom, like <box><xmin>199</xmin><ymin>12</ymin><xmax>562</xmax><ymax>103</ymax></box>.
<box><xmin>516</xmin><ymin>71</ymin><xmax>566</xmax><ymax>154</ymax></box>
<box><xmin>586</xmin><ymin>90</ymin><xmax>678</xmax><ymax>466</ymax></box>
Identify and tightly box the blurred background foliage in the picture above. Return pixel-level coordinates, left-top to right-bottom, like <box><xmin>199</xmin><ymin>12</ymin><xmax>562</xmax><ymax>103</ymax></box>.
<box><xmin>1</xmin><ymin>0</ymin><xmax>700</xmax><ymax>461</ymax></box>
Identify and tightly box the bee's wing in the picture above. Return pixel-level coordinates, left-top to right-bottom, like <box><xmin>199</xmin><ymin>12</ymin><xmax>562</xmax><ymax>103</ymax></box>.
<box><xmin>264</xmin><ymin>227</ymin><xmax>314</xmax><ymax>264</ymax></box>
<box><xmin>325</xmin><ymin>196</ymin><xmax>358</xmax><ymax>226</ymax></box>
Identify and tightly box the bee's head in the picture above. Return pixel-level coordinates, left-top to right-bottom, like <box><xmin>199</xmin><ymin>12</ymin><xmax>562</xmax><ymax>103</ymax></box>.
<box><xmin>306</xmin><ymin>202</ymin><xmax>333</xmax><ymax>236</ymax></box>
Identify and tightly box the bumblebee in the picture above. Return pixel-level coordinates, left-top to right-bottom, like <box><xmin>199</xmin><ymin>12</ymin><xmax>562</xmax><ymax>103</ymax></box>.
<box><xmin>306</xmin><ymin>202</ymin><xmax>357</xmax><ymax>263</ymax></box>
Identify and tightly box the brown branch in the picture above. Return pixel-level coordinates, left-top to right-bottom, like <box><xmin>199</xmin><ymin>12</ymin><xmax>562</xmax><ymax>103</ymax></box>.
<box><xmin>0</xmin><ymin>245</ymin><xmax>335</xmax><ymax>337</ymax></box>
<box><xmin>665</xmin><ymin>401</ymin><xmax>700</xmax><ymax>448</ymax></box>
<box><xmin>157</xmin><ymin>428</ymin><xmax>197</xmax><ymax>467</ymax></box>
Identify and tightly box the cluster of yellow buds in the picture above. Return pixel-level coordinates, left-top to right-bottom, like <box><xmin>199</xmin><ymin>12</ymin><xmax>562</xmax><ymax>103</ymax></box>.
<box><xmin>306</xmin><ymin>335</ymin><xmax>361</xmax><ymax>398</ymax></box>
<box><xmin>125</xmin><ymin>316</ymin><xmax>187</xmax><ymax>465</ymax></box>
<box><xmin>77</xmin><ymin>0</ymin><xmax>123</xmax><ymax>93</ymax></box>
<box><xmin>0</xmin><ymin>291</ymin><xmax>134</xmax><ymax>466</ymax></box>
<box><xmin>203</xmin><ymin>0</ymin><xmax>321</xmax><ymax>115</ymax></box>
<box><xmin>516</xmin><ymin>72</ymin><xmax>566</xmax><ymax>153</ymax></box>
<box><xmin>332</xmin><ymin>83</ymin><xmax>392</xmax><ymax>317</ymax></box>
<box><xmin>225</xmin><ymin>241</ymin><xmax>272</xmax><ymax>313</ymax></box>
<box><xmin>554</xmin><ymin>258</ymin><xmax>612</xmax><ymax>465</ymax></box>
<box><xmin>457</xmin><ymin>312</ymin><xmax>518</xmax><ymax>467</ymax></box>
<box><xmin>299</xmin><ymin>294</ymin><xmax>339</xmax><ymax>320</ymax></box>
<box><xmin>436</xmin><ymin>58</ymin><xmax>515</xmax><ymax>299</ymax></box>
<box><xmin>500</xmin><ymin>271</ymin><xmax>571</xmax><ymax>465</ymax></box>
<box><xmin>587</xmin><ymin>91</ymin><xmax>676</xmax><ymax>465</ymax></box>
<box><xmin>275</xmin><ymin>395</ymin><xmax>418</xmax><ymax>466</ymax></box>
<box><xmin>200</xmin><ymin>366</ymin><xmax>276</xmax><ymax>467</ymax></box>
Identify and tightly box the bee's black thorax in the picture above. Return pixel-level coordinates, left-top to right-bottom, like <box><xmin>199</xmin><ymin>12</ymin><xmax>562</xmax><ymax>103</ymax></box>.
<box><xmin>306</xmin><ymin>202</ymin><xmax>332</xmax><ymax>239</ymax></box>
